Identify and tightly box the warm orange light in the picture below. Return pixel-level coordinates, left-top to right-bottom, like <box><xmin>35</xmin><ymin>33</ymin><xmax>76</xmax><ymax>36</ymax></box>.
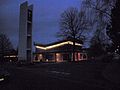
<box><xmin>78</xmin><ymin>53</ymin><xmax>81</xmax><ymax>61</ymax></box>
<box><xmin>38</xmin><ymin>54</ymin><xmax>43</xmax><ymax>60</ymax></box>
<box><xmin>36</xmin><ymin>41</ymin><xmax>82</xmax><ymax>50</ymax></box>
<box><xmin>56</xmin><ymin>53</ymin><xmax>60</xmax><ymax>61</ymax></box>
<box><xmin>56</xmin><ymin>53</ymin><xmax>63</xmax><ymax>62</ymax></box>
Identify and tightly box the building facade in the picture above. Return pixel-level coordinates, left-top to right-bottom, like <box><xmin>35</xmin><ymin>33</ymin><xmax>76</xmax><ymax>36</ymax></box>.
<box><xmin>34</xmin><ymin>39</ymin><xmax>87</xmax><ymax>62</ymax></box>
<box><xmin>18</xmin><ymin>1</ymin><xmax>33</xmax><ymax>62</ymax></box>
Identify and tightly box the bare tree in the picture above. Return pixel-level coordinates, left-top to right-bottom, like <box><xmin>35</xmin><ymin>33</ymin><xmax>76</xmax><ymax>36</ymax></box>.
<box><xmin>107</xmin><ymin>0</ymin><xmax>120</xmax><ymax>54</ymax></box>
<box><xmin>0</xmin><ymin>33</ymin><xmax>13</xmax><ymax>62</ymax></box>
<box><xmin>90</xmin><ymin>29</ymin><xmax>109</xmax><ymax>57</ymax></box>
<box><xmin>82</xmin><ymin>0</ymin><xmax>115</xmax><ymax>17</ymax></box>
<box><xmin>82</xmin><ymin>0</ymin><xmax>116</xmax><ymax>49</ymax></box>
<box><xmin>57</xmin><ymin>7</ymin><xmax>90</xmax><ymax>61</ymax></box>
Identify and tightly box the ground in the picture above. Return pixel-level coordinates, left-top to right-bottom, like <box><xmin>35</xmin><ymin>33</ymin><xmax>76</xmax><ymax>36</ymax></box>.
<box><xmin>0</xmin><ymin>61</ymin><xmax>120</xmax><ymax>90</ymax></box>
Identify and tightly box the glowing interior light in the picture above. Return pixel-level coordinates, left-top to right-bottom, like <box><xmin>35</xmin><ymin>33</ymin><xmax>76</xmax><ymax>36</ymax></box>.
<box><xmin>116</xmin><ymin>49</ymin><xmax>119</xmax><ymax>51</ymax></box>
<box><xmin>10</xmin><ymin>55</ymin><xmax>17</xmax><ymax>57</ymax></box>
<box><xmin>78</xmin><ymin>53</ymin><xmax>81</xmax><ymax>61</ymax></box>
<box><xmin>0</xmin><ymin>78</ymin><xmax>4</xmax><ymax>81</ymax></box>
<box><xmin>36</xmin><ymin>41</ymin><xmax>82</xmax><ymax>50</ymax></box>
<box><xmin>4</xmin><ymin>55</ymin><xmax>17</xmax><ymax>58</ymax></box>
<box><xmin>4</xmin><ymin>56</ymin><xmax>9</xmax><ymax>57</ymax></box>
<box><xmin>56</xmin><ymin>53</ymin><xmax>59</xmax><ymax>61</ymax></box>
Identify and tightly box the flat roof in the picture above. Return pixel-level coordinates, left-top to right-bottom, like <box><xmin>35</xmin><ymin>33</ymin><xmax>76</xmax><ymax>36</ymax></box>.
<box><xmin>34</xmin><ymin>39</ymin><xmax>83</xmax><ymax>50</ymax></box>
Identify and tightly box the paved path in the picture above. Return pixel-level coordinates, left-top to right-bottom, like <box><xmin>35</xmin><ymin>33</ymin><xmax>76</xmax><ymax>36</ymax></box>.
<box><xmin>0</xmin><ymin>62</ymin><xmax>120</xmax><ymax>90</ymax></box>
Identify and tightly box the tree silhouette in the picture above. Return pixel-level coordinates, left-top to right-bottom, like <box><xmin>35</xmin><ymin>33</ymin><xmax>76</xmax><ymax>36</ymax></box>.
<box><xmin>0</xmin><ymin>33</ymin><xmax>13</xmax><ymax>62</ymax></box>
<box><xmin>57</xmin><ymin>7</ymin><xmax>90</xmax><ymax>61</ymax></box>
<box><xmin>82</xmin><ymin>0</ymin><xmax>116</xmax><ymax>52</ymax></box>
<box><xmin>90</xmin><ymin>29</ymin><xmax>107</xmax><ymax>57</ymax></box>
<box><xmin>107</xmin><ymin>0</ymin><xmax>120</xmax><ymax>54</ymax></box>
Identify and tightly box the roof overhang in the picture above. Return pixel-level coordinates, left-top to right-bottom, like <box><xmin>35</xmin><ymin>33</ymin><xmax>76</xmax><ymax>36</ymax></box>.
<box><xmin>35</xmin><ymin>41</ymin><xmax>82</xmax><ymax>50</ymax></box>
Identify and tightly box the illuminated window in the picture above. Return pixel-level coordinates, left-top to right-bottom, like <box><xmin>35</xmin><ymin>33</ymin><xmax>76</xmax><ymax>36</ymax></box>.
<box><xmin>56</xmin><ymin>53</ymin><xmax>63</xmax><ymax>62</ymax></box>
<box><xmin>38</xmin><ymin>54</ymin><xmax>43</xmax><ymax>61</ymax></box>
<box><xmin>78</xmin><ymin>53</ymin><xmax>81</xmax><ymax>61</ymax></box>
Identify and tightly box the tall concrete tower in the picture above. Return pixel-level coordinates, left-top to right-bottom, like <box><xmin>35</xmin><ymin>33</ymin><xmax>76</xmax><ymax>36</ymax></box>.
<box><xmin>18</xmin><ymin>1</ymin><xmax>33</xmax><ymax>62</ymax></box>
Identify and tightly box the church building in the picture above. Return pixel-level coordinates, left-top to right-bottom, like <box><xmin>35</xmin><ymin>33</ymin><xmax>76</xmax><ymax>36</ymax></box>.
<box><xmin>34</xmin><ymin>39</ymin><xmax>87</xmax><ymax>62</ymax></box>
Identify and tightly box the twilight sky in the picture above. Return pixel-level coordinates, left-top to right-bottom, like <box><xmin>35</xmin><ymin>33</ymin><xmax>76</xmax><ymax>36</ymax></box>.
<box><xmin>0</xmin><ymin>0</ymin><xmax>81</xmax><ymax>48</ymax></box>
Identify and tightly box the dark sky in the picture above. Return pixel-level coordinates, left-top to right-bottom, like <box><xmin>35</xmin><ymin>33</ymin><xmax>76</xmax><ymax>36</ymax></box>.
<box><xmin>0</xmin><ymin>0</ymin><xmax>81</xmax><ymax>48</ymax></box>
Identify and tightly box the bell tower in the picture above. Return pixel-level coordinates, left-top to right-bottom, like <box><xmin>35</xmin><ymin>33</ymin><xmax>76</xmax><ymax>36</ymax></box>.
<box><xmin>18</xmin><ymin>1</ymin><xmax>33</xmax><ymax>62</ymax></box>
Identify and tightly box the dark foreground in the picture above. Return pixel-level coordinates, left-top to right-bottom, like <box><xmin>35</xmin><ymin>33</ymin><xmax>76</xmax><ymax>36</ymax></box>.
<box><xmin>0</xmin><ymin>61</ymin><xmax>120</xmax><ymax>90</ymax></box>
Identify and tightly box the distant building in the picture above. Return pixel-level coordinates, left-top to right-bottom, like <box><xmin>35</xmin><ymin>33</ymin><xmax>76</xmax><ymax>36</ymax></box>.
<box><xmin>34</xmin><ymin>39</ymin><xmax>87</xmax><ymax>62</ymax></box>
<box><xmin>18</xmin><ymin>1</ymin><xmax>33</xmax><ymax>62</ymax></box>
<box><xmin>4</xmin><ymin>49</ymin><xmax>18</xmax><ymax>62</ymax></box>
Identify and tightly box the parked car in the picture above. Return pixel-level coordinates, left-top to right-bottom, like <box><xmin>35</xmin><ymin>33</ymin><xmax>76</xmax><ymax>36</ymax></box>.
<box><xmin>0</xmin><ymin>68</ymin><xmax>10</xmax><ymax>82</ymax></box>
